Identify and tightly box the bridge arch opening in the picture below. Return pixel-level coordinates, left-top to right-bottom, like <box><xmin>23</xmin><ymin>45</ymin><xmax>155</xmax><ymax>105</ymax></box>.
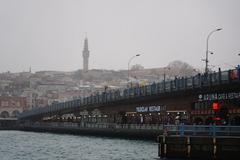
<box><xmin>0</xmin><ymin>111</ymin><xmax>10</xmax><ymax>118</ymax></box>
<box><xmin>11</xmin><ymin>110</ymin><xmax>20</xmax><ymax>117</ymax></box>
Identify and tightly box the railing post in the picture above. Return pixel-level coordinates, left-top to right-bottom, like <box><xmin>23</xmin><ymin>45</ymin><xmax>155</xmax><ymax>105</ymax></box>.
<box><xmin>192</xmin><ymin>76</ymin><xmax>195</xmax><ymax>88</ymax></box>
<box><xmin>212</xmin><ymin>124</ymin><xmax>216</xmax><ymax>136</ymax></box>
<box><xmin>169</xmin><ymin>81</ymin><xmax>171</xmax><ymax>92</ymax></box>
<box><xmin>184</xmin><ymin>78</ymin><xmax>187</xmax><ymax>90</ymax></box>
<box><xmin>218</xmin><ymin>68</ymin><xmax>222</xmax><ymax>84</ymax></box>
<box><xmin>193</xmin><ymin>124</ymin><xmax>196</xmax><ymax>136</ymax></box>
<box><xmin>199</xmin><ymin>74</ymin><xmax>202</xmax><ymax>88</ymax></box>
<box><xmin>180</xmin><ymin>123</ymin><xmax>184</xmax><ymax>136</ymax></box>
<box><xmin>163</xmin><ymin>80</ymin><xmax>166</xmax><ymax>92</ymax></box>
<box><xmin>209</xmin><ymin>73</ymin><xmax>212</xmax><ymax>86</ymax></box>
<box><xmin>174</xmin><ymin>77</ymin><xmax>177</xmax><ymax>91</ymax></box>
<box><xmin>228</xmin><ymin>125</ymin><xmax>230</xmax><ymax>136</ymax></box>
<box><xmin>228</xmin><ymin>70</ymin><xmax>232</xmax><ymax>83</ymax></box>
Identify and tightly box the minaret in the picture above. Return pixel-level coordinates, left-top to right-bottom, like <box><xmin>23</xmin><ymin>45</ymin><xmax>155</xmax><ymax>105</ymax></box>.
<box><xmin>82</xmin><ymin>37</ymin><xmax>89</xmax><ymax>72</ymax></box>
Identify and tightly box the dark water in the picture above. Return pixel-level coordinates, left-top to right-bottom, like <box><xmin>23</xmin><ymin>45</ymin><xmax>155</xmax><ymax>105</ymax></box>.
<box><xmin>0</xmin><ymin>131</ymin><xmax>158</xmax><ymax>160</ymax></box>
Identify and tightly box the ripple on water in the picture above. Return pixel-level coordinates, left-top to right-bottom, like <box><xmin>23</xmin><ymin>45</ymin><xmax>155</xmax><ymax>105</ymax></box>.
<box><xmin>0</xmin><ymin>131</ymin><xmax>158</xmax><ymax>160</ymax></box>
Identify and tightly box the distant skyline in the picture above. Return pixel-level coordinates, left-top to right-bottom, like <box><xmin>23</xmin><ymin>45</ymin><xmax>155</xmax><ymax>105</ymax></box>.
<box><xmin>0</xmin><ymin>0</ymin><xmax>239</xmax><ymax>73</ymax></box>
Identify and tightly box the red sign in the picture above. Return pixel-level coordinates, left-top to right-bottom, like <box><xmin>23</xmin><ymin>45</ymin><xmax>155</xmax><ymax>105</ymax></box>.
<box><xmin>212</xmin><ymin>102</ymin><xmax>220</xmax><ymax>110</ymax></box>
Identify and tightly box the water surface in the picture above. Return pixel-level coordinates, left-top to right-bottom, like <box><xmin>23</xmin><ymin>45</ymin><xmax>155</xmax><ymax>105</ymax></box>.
<box><xmin>0</xmin><ymin>131</ymin><xmax>158</xmax><ymax>160</ymax></box>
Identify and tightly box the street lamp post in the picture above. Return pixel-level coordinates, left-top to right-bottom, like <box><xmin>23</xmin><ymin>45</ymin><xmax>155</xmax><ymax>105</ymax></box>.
<box><xmin>163</xmin><ymin>67</ymin><xmax>170</xmax><ymax>91</ymax></box>
<box><xmin>205</xmin><ymin>28</ymin><xmax>222</xmax><ymax>74</ymax></box>
<box><xmin>163</xmin><ymin>67</ymin><xmax>170</xmax><ymax>82</ymax></box>
<box><xmin>128</xmin><ymin>54</ymin><xmax>141</xmax><ymax>82</ymax></box>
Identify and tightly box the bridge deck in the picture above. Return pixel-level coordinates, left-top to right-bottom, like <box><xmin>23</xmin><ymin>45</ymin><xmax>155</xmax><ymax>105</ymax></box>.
<box><xmin>19</xmin><ymin>67</ymin><xmax>240</xmax><ymax>120</ymax></box>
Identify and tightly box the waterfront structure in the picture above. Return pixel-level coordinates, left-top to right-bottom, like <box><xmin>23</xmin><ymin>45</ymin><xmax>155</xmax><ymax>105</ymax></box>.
<box><xmin>8</xmin><ymin>67</ymin><xmax>240</xmax><ymax>159</ymax></box>
<box><xmin>82</xmin><ymin>37</ymin><xmax>90</xmax><ymax>72</ymax></box>
<box><xmin>0</xmin><ymin>96</ymin><xmax>27</xmax><ymax>118</ymax></box>
<box><xmin>19</xmin><ymin>67</ymin><xmax>240</xmax><ymax>126</ymax></box>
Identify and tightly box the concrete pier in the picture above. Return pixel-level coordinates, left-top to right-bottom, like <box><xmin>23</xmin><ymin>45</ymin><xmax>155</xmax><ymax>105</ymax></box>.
<box><xmin>18</xmin><ymin>123</ymin><xmax>164</xmax><ymax>140</ymax></box>
<box><xmin>0</xmin><ymin>118</ymin><xmax>18</xmax><ymax>130</ymax></box>
<box><xmin>158</xmin><ymin>136</ymin><xmax>240</xmax><ymax>159</ymax></box>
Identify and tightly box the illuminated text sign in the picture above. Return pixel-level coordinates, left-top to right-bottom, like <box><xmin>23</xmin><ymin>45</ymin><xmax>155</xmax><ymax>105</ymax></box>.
<box><xmin>136</xmin><ymin>105</ymin><xmax>166</xmax><ymax>112</ymax></box>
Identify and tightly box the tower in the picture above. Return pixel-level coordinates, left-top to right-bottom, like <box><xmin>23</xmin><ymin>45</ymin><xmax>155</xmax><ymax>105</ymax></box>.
<box><xmin>82</xmin><ymin>37</ymin><xmax>89</xmax><ymax>72</ymax></box>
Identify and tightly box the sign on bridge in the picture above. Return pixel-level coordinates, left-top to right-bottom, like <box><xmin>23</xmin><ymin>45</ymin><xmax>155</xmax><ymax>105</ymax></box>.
<box><xmin>136</xmin><ymin>105</ymin><xmax>166</xmax><ymax>112</ymax></box>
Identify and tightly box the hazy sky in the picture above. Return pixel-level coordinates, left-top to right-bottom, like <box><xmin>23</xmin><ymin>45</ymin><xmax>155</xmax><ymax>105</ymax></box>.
<box><xmin>0</xmin><ymin>0</ymin><xmax>239</xmax><ymax>73</ymax></box>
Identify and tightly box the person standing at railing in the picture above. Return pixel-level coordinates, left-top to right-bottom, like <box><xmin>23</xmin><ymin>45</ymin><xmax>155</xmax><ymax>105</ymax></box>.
<box><xmin>140</xmin><ymin>116</ymin><xmax>143</xmax><ymax>124</ymax></box>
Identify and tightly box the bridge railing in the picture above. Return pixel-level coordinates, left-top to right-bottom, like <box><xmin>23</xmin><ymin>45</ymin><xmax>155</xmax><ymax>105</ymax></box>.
<box><xmin>18</xmin><ymin>67</ymin><xmax>240</xmax><ymax>119</ymax></box>
<box><xmin>164</xmin><ymin>124</ymin><xmax>240</xmax><ymax>136</ymax></box>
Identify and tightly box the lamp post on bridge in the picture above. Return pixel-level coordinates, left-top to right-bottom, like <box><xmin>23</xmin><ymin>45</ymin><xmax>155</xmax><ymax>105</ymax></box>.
<box><xmin>204</xmin><ymin>28</ymin><xmax>222</xmax><ymax>75</ymax></box>
<box><xmin>128</xmin><ymin>54</ymin><xmax>141</xmax><ymax>83</ymax></box>
<box><xmin>163</xmin><ymin>67</ymin><xmax>171</xmax><ymax>82</ymax></box>
<box><xmin>163</xmin><ymin>67</ymin><xmax>170</xmax><ymax>91</ymax></box>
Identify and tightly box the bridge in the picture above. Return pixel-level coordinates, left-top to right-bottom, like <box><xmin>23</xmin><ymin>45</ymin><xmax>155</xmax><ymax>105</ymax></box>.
<box><xmin>18</xmin><ymin>67</ymin><xmax>240</xmax><ymax>126</ymax></box>
<box><xmin>13</xmin><ymin>67</ymin><xmax>240</xmax><ymax>159</ymax></box>
<box><xmin>15</xmin><ymin>67</ymin><xmax>240</xmax><ymax>159</ymax></box>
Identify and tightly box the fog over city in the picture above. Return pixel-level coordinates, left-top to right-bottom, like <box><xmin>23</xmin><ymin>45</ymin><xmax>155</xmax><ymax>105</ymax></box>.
<box><xmin>0</xmin><ymin>0</ymin><xmax>239</xmax><ymax>73</ymax></box>
<box><xmin>1</xmin><ymin>2</ymin><xmax>240</xmax><ymax>159</ymax></box>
